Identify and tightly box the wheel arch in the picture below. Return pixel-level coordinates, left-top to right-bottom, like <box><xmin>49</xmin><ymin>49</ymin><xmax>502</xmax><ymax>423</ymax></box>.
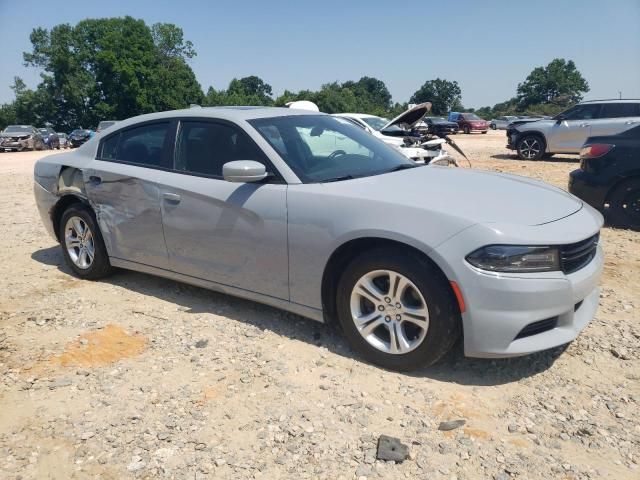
<box><xmin>320</xmin><ymin>237</ymin><xmax>461</xmax><ymax>324</ymax></box>
<box><xmin>52</xmin><ymin>194</ymin><xmax>92</xmax><ymax>242</ymax></box>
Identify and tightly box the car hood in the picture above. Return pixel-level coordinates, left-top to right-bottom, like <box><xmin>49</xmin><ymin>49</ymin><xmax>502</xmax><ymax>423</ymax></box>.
<box><xmin>382</xmin><ymin>102</ymin><xmax>432</xmax><ymax>130</ymax></box>
<box><xmin>322</xmin><ymin>166</ymin><xmax>582</xmax><ymax>226</ymax></box>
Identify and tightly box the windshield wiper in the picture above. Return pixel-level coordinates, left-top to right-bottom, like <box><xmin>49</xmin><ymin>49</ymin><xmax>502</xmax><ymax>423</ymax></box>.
<box><xmin>319</xmin><ymin>174</ymin><xmax>356</xmax><ymax>183</ymax></box>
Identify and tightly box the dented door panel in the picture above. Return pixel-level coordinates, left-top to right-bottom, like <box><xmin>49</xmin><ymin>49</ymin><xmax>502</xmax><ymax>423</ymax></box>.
<box><xmin>83</xmin><ymin>160</ymin><xmax>169</xmax><ymax>269</ymax></box>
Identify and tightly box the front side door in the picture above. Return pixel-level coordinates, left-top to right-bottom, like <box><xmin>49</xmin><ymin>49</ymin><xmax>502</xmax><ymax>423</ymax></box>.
<box><xmin>84</xmin><ymin>121</ymin><xmax>173</xmax><ymax>269</ymax></box>
<box><xmin>159</xmin><ymin>119</ymin><xmax>289</xmax><ymax>300</ymax></box>
<box><xmin>547</xmin><ymin>104</ymin><xmax>601</xmax><ymax>153</ymax></box>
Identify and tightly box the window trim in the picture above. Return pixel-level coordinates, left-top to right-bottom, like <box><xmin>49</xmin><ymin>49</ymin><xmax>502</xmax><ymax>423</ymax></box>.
<box><xmin>95</xmin><ymin>119</ymin><xmax>177</xmax><ymax>171</ymax></box>
<box><xmin>171</xmin><ymin>117</ymin><xmax>285</xmax><ymax>183</ymax></box>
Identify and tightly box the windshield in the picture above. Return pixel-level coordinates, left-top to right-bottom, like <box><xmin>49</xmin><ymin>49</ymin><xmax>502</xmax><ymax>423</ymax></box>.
<box><xmin>429</xmin><ymin>117</ymin><xmax>447</xmax><ymax>123</ymax></box>
<box><xmin>71</xmin><ymin>129</ymin><xmax>89</xmax><ymax>135</ymax></box>
<box><xmin>4</xmin><ymin>125</ymin><xmax>33</xmax><ymax>133</ymax></box>
<box><xmin>249</xmin><ymin>115</ymin><xmax>414</xmax><ymax>183</ymax></box>
<box><xmin>462</xmin><ymin>113</ymin><xmax>483</xmax><ymax>121</ymax></box>
<box><xmin>361</xmin><ymin>116</ymin><xmax>390</xmax><ymax>131</ymax></box>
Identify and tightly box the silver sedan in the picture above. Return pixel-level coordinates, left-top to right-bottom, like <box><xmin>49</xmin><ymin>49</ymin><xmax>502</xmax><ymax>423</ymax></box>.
<box><xmin>33</xmin><ymin>107</ymin><xmax>603</xmax><ymax>371</ymax></box>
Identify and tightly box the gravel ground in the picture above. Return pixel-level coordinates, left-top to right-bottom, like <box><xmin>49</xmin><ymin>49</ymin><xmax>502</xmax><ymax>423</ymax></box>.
<box><xmin>0</xmin><ymin>131</ymin><xmax>638</xmax><ymax>479</ymax></box>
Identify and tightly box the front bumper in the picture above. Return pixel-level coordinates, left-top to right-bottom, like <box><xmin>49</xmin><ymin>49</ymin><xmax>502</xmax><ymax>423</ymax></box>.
<box><xmin>432</xmin><ymin>206</ymin><xmax>604</xmax><ymax>358</ymax></box>
<box><xmin>1</xmin><ymin>137</ymin><xmax>34</xmax><ymax>150</ymax></box>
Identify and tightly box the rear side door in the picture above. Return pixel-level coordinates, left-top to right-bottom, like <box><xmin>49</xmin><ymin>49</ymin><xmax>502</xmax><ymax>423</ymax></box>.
<box><xmin>589</xmin><ymin>102</ymin><xmax>640</xmax><ymax>138</ymax></box>
<box><xmin>84</xmin><ymin>121</ymin><xmax>173</xmax><ymax>269</ymax></box>
<box><xmin>158</xmin><ymin>118</ymin><xmax>289</xmax><ymax>300</ymax></box>
<box><xmin>546</xmin><ymin>104</ymin><xmax>601</xmax><ymax>153</ymax></box>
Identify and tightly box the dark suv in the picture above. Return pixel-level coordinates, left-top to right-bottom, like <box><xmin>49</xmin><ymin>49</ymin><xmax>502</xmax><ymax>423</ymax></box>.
<box><xmin>569</xmin><ymin>124</ymin><xmax>640</xmax><ymax>229</ymax></box>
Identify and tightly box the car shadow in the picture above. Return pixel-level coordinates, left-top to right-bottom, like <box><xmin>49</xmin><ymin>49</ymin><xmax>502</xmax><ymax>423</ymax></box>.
<box><xmin>31</xmin><ymin>246</ymin><xmax>565</xmax><ymax>386</ymax></box>
<box><xmin>491</xmin><ymin>153</ymin><xmax>579</xmax><ymax>163</ymax></box>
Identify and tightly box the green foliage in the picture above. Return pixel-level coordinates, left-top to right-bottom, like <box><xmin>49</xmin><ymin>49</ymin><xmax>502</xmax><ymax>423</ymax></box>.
<box><xmin>204</xmin><ymin>76</ymin><xmax>275</xmax><ymax>106</ymax></box>
<box><xmin>7</xmin><ymin>17</ymin><xmax>202</xmax><ymax>131</ymax></box>
<box><xmin>409</xmin><ymin>79</ymin><xmax>462</xmax><ymax>115</ymax></box>
<box><xmin>517</xmin><ymin>58</ymin><xmax>589</xmax><ymax>108</ymax></box>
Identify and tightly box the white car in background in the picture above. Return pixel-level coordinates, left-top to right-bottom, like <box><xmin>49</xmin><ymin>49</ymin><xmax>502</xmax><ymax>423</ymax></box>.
<box><xmin>334</xmin><ymin>104</ymin><xmax>451</xmax><ymax>164</ymax></box>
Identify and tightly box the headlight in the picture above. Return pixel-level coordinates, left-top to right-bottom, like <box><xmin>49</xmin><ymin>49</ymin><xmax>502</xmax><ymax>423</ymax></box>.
<box><xmin>466</xmin><ymin>245</ymin><xmax>560</xmax><ymax>273</ymax></box>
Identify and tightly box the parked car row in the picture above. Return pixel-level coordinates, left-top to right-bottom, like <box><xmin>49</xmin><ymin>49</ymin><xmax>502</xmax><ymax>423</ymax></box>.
<box><xmin>0</xmin><ymin>120</ymin><xmax>119</xmax><ymax>152</ymax></box>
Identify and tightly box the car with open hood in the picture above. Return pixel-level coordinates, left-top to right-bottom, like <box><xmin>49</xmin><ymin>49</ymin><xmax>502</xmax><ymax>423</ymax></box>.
<box><xmin>38</xmin><ymin>127</ymin><xmax>60</xmax><ymax>150</ymax></box>
<box><xmin>334</xmin><ymin>103</ymin><xmax>450</xmax><ymax>164</ymax></box>
<box><xmin>0</xmin><ymin>125</ymin><xmax>46</xmax><ymax>151</ymax></box>
<box><xmin>33</xmin><ymin>106</ymin><xmax>603</xmax><ymax>371</ymax></box>
<box><xmin>68</xmin><ymin>129</ymin><xmax>94</xmax><ymax>148</ymax></box>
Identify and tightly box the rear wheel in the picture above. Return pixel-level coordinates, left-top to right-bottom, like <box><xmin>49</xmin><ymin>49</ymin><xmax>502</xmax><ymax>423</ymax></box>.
<box><xmin>463</xmin><ymin>125</ymin><xmax>470</xmax><ymax>134</ymax></box>
<box><xmin>336</xmin><ymin>248</ymin><xmax>461</xmax><ymax>371</ymax></box>
<box><xmin>516</xmin><ymin>134</ymin><xmax>545</xmax><ymax>160</ymax></box>
<box><xmin>606</xmin><ymin>178</ymin><xmax>640</xmax><ymax>230</ymax></box>
<box><xmin>491</xmin><ymin>123</ymin><xmax>497</xmax><ymax>130</ymax></box>
<box><xmin>59</xmin><ymin>204</ymin><xmax>113</xmax><ymax>279</ymax></box>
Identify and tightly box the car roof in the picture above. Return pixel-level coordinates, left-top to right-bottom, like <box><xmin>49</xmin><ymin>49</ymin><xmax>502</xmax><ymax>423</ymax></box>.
<box><xmin>580</xmin><ymin>99</ymin><xmax>640</xmax><ymax>104</ymax></box>
<box><xmin>109</xmin><ymin>106</ymin><xmax>324</xmax><ymax>131</ymax></box>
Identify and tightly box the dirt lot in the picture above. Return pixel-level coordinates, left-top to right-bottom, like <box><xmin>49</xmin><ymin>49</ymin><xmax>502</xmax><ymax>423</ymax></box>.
<box><xmin>0</xmin><ymin>131</ymin><xmax>638</xmax><ymax>479</ymax></box>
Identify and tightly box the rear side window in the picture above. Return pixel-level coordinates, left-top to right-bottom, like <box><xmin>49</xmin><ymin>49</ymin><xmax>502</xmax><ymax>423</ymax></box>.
<box><xmin>118</xmin><ymin>123</ymin><xmax>169</xmax><ymax>167</ymax></box>
<box><xmin>175</xmin><ymin>121</ymin><xmax>267</xmax><ymax>177</ymax></box>
<box><xmin>600</xmin><ymin>103</ymin><xmax>640</xmax><ymax>118</ymax></box>
<box><xmin>99</xmin><ymin>134</ymin><xmax>119</xmax><ymax>160</ymax></box>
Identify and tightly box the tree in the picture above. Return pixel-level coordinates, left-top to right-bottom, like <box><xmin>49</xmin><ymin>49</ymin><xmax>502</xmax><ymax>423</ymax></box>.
<box><xmin>343</xmin><ymin>76</ymin><xmax>392</xmax><ymax>113</ymax></box>
<box><xmin>517</xmin><ymin>58</ymin><xmax>589</xmax><ymax>108</ymax></box>
<box><xmin>19</xmin><ymin>17</ymin><xmax>203</xmax><ymax>130</ymax></box>
<box><xmin>203</xmin><ymin>76</ymin><xmax>274</xmax><ymax>106</ymax></box>
<box><xmin>410</xmin><ymin>79</ymin><xmax>462</xmax><ymax>115</ymax></box>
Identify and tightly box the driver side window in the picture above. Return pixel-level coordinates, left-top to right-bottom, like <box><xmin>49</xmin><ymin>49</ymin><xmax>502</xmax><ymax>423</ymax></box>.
<box><xmin>563</xmin><ymin>104</ymin><xmax>601</xmax><ymax>121</ymax></box>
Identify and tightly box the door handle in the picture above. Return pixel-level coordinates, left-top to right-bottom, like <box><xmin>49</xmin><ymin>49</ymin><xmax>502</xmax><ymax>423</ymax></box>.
<box><xmin>162</xmin><ymin>192</ymin><xmax>181</xmax><ymax>204</ymax></box>
<box><xmin>580</xmin><ymin>123</ymin><xmax>590</xmax><ymax>127</ymax></box>
<box><xmin>89</xmin><ymin>175</ymin><xmax>102</xmax><ymax>185</ymax></box>
<box><xmin>625</xmin><ymin>121</ymin><xmax>636</xmax><ymax>125</ymax></box>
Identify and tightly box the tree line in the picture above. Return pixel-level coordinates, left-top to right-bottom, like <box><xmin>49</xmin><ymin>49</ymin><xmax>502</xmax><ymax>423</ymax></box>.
<box><xmin>0</xmin><ymin>17</ymin><xmax>590</xmax><ymax>130</ymax></box>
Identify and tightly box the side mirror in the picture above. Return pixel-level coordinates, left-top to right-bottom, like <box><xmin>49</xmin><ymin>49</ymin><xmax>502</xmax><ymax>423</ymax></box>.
<box><xmin>555</xmin><ymin>114</ymin><xmax>566</xmax><ymax>123</ymax></box>
<box><xmin>222</xmin><ymin>160</ymin><xmax>268</xmax><ymax>183</ymax></box>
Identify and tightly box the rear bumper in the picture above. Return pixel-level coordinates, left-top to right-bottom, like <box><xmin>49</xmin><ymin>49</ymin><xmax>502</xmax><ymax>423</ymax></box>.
<box><xmin>568</xmin><ymin>169</ymin><xmax>610</xmax><ymax>211</ymax></box>
<box><xmin>34</xmin><ymin>181</ymin><xmax>59</xmax><ymax>240</ymax></box>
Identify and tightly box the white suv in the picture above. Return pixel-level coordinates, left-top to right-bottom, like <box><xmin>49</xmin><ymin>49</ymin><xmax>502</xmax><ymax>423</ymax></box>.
<box><xmin>507</xmin><ymin>100</ymin><xmax>640</xmax><ymax>160</ymax></box>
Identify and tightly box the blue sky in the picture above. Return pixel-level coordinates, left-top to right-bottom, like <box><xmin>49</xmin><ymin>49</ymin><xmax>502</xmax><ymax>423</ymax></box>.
<box><xmin>1</xmin><ymin>0</ymin><xmax>639</xmax><ymax>108</ymax></box>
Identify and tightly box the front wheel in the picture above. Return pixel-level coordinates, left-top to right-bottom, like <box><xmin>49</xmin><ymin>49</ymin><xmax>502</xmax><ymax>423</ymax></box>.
<box><xmin>59</xmin><ymin>204</ymin><xmax>113</xmax><ymax>279</ymax></box>
<box><xmin>463</xmin><ymin>125</ymin><xmax>470</xmax><ymax>134</ymax></box>
<box><xmin>336</xmin><ymin>248</ymin><xmax>461</xmax><ymax>371</ymax></box>
<box><xmin>606</xmin><ymin>178</ymin><xmax>640</xmax><ymax>230</ymax></box>
<box><xmin>516</xmin><ymin>134</ymin><xmax>545</xmax><ymax>160</ymax></box>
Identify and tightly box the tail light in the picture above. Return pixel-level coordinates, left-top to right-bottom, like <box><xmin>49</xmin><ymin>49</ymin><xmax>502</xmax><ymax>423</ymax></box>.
<box><xmin>580</xmin><ymin>143</ymin><xmax>614</xmax><ymax>159</ymax></box>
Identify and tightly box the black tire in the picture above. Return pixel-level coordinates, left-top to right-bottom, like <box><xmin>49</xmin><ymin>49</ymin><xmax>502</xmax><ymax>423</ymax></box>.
<box><xmin>490</xmin><ymin>123</ymin><xmax>497</xmax><ymax>130</ymax></box>
<box><xmin>481</xmin><ymin>130</ymin><xmax>488</xmax><ymax>134</ymax></box>
<box><xmin>336</xmin><ymin>247</ymin><xmax>461</xmax><ymax>371</ymax></box>
<box><xmin>606</xmin><ymin>178</ymin><xmax>640</xmax><ymax>230</ymax></box>
<box><xmin>463</xmin><ymin>125</ymin><xmax>470</xmax><ymax>134</ymax></box>
<box><xmin>516</xmin><ymin>134</ymin><xmax>545</xmax><ymax>160</ymax></box>
<box><xmin>59</xmin><ymin>204</ymin><xmax>113</xmax><ymax>279</ymax></box>
<box><xmin>542</xmin><ymin>153</ymin><xmax>555</xmax><ymax>159</ymax></box>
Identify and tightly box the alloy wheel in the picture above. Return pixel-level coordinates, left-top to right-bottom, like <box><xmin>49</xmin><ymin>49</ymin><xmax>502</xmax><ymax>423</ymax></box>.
<box><xmin>64</xmin><ymin>216</ymin><xmax>95</xmax><ymax>269</ymax></box>
<box><xmin>519</xmin><ymin>138</ymin><xmax>541</xmax><ymax>159</ymax></box>
<box><xmin>349</xmin><ymin>270</ymin><xmax>429</xmax><ymax>355</ymax></box>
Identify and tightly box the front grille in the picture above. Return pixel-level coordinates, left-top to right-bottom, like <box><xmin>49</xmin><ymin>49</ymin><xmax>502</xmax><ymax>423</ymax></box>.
<box><xmin>515</xmin><ymin>317</ymin><xmax>558</xmax><ymax>340</ymax></box>
<box><xmin>560</xmin><ymin>233</ymin><xmax>599</xmax><ymax>274</ymax></box>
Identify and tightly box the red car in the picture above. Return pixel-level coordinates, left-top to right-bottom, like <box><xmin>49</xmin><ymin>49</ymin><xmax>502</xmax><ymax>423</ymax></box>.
<box><xmin>449</xmin><ymin>112</ymin><xmax>490</xmax><ymax>134</ymax></box>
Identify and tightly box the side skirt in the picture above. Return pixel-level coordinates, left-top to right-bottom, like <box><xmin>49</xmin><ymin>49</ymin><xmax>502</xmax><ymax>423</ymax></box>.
<box><xmin>109</xmin><ymin>257</ymin><xmax>325</xmax><ymax>323</ymax></box>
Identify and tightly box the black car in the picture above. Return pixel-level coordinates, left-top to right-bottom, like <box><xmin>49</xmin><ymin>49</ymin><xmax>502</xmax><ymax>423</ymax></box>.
<box><xmin>69</xmin><ymin>129</ymin><xmax>93</xmax><ymax>147</ymax></box>
<box><xmin>38</xmin><ymin>127</ymin><xmax>60</xmax><ymax>149</ymax></box>
<box><xmin>422</xmin><ymin>117</ymin><xmax>459</xmax><ymax>137</ymax></box>
<box><xmin>569</xmin><ymin>124</ymin><xmax>640</xmax><ymax>229</ymax></box>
